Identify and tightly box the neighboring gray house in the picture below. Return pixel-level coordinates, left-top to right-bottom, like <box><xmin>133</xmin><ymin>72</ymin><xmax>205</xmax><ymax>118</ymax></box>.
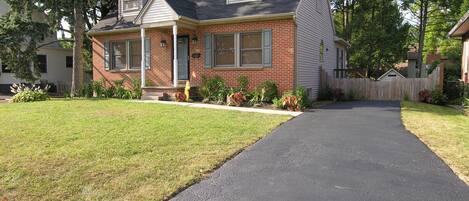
<box><xmin>0</xmin><ymin>0</ymin><xmax>73</xmax><ymax>94</ymax></box>
<box><xmin>89</xmin><ymin>0</ymin><xmax>347</xmax><ymax>99</ymax></box>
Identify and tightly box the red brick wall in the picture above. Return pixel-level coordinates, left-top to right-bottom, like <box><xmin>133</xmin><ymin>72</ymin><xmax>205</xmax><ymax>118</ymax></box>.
<box><xmin>92</xmin><ymin>19</ymin><xmax>296</xmax><ymax>92</ymax></box>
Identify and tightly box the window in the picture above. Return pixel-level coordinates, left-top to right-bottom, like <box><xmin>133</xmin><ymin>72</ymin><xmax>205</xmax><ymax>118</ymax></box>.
<box><xmin>1</xmin><ymin>62</ymin><xmax>11</xmax><ymax>73</ymax></box>
<box><xmin>213</xmin><ymin>32</ymin><xmax>263</xmax><ymax>67</ymax></box>
<box><xmin>240</xmin><ymin>32</ymin><xmax>262</xmax><ymax>66</ymax></box>
<box><xmin>214</xmin><ymin>34</ymin><xmax>235</xmax><ymax>66</ymax></box>
<box><xmin>107</xmin><ymin>39</ymin><xmax>150</xmax><ymax>70</ymax></box>
<box><xmin>129</xmin><ymin>40</ymin><xmax>142</xmax><ymax>69</ymax></box>
<box><xmin>37</xmin><ymin>55</ymin><xmax>47</xmax><ymax>73</ymax></box>
<box><xmin>123</xmin><ymin>0</ymin><xmax>140</xmax><ymax>11</ymax></box>
<box><xmin>111</xmin><ymin>41</ymin><xmax>127</xmax><ymax>70</ymax></box>
<box><xmin>66</xmin><ymin>56</ymin><xmax>73</xmax><ymax>68</ymax></box>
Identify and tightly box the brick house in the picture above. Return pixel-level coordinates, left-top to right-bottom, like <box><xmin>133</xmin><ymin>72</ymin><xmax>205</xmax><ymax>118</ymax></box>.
<box><xmin>89</xmin><ymin>0</ymin><xmax>345</xmax><ymax>100</ymax></box>
<box><xmin>449</xmin><ymin>9</ymin><xmax>469</xmax><ymax>83</ymax></box>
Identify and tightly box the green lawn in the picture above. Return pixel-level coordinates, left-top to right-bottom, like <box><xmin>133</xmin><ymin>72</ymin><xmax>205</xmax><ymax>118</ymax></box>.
<box><xmin>401</xmin><ymin>101</ymin><xmax>469</xmax><ymax>185</ymax></box>
<box><xmin>0</xmin><ymin>100</ymin><xmax>290</xmax><ymax>200</ymax></box>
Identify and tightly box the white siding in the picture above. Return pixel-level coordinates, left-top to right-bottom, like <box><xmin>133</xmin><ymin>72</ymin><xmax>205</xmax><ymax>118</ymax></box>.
<box><xmin>295</xmin><ymin>0</ymin><xmax>336</xmax><ymax>100</ymax></box>
<box><xmin>463</xmin><ymin>36</ymin><xmax>469</xmax><ymax>82</ymax></box>
<box><xmin>1</xmin><ymin>48</ymin><xmax>73</xmax><ymax>86</ymax></box>
<box><xmin>142</xmin><ymin>0</ymin><xmax>176</xmax><ymax>24</ymax></box>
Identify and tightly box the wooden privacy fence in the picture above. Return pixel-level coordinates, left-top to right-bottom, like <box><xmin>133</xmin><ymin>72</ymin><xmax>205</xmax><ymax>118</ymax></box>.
<box><xmin>320</xmin><ymin>67</ymin><xmax>442</xmax><ymax>101</ymax></box>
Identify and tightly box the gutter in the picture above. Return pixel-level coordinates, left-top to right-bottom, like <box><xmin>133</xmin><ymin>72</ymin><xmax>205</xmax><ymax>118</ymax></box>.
<box><xmin>448</xmin><ymin>10</ymin><xmax>469</xmax><ymax>38</ymax></box>
<box><xmin>89</xmin><ymin>12</ymin><xmax>296</xmax><ymax>36</ymax></box>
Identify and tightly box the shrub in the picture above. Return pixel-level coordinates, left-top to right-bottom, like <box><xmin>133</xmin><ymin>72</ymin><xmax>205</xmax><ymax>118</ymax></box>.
<box><xmin>199</xmin><ymin>75</ymin><xmax>228</xmax><ymax>103</ymax></box>
<box><xmin>79</xmin><ymin>83</ymin><xmax>94</xmax><ymax>98</ymax></box>
<box><xmin>418</xmin><ymin>89</ymin><xmax>431</xmax><ymax>103</ymax></box>
<box><xmin>346</xmin><ymin>89</ymin><xmax>358</xmax><ymax>101</ymax></box>
<box><xmin>294</xmin><ymin>86</ymin><xmax>311</xmax><ymax>110</ymax></box>
<box><xmin>255</xmin><ymin>80</ymin><xmax>278</xmax><ymax>103</ymax></box>
<box><xmin>332</xmin><ymin>88</ymin><xmax>344</xmax><ymax>102</ymax></box>
<box><xmin>283</xmin><ymin>95</ymin><xmax>299</xmax><ymax>111</ymax></box>
<box><xmin>403</xmin><ymin>93</ymin><xmax>410</xmax><ymax>101</ymax></box>
<box><xmin>227</xmin><ymin>92</ymin><xmax>247</xmax><ymax>107</ymax></box>
<box><xmin>318</xmin><ymin>86</ymin><xmax>333</xmax><ymax>101</ymax></box>
<box><xmin>92</xmin><ymin>79</ymin><xmax>105</xmax><ymax>98</ymax></box>
<box><xmin>10</xmin><ymin>83</ymin><xmax>50</xmax><ymax>103</ymax></box>
<box><xmin>174</xmin><ymin>92</ymin><xmax>187</xmax><ymax>102</ymax></box>
<box><xmin>130</xmin><ymin>78</ymin><xmax>142</xmax><ymax>99</ymax></box>
<box><xmin>272</xmin><ymin>97</ymin><xmax>284</xmax><ymax>109</ymax></box>
<box><xmin>236</xmin><ymin>75</ymin><xmax>249</xmax><ymax>93</ymax></box>
<box><xmin>248</xmin><ymin>90</ymin><xmax>264</xmax><ymax>106</ymax></box>
<box><xmin>113</xmin><ymin>79</ymin><xmax>128</xmax><ymax>99</ymax></box>
<box><xmin>430</xmin><ymin>89</ymin><xmax>448</xmax><ymax>106</ymax></box>
<box><xmin>463</xmin><ymin>97</ymin><xmax>469</xmax><ymax>107</ymax></box>
<box><xmin>104</xmin><ymin>86</ymin><xmax>115</xmax><ymax>98</ymax></box>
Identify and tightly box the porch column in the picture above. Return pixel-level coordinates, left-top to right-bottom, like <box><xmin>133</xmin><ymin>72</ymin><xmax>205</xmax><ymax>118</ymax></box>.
<box><xmin>140</xmin><ymin>28</ymin><xmax>146</xmax><ymax>88</ymax></box>
<box><xmin>173</xmin><ymin>24</ymin><xmax>178</xmax><ymax>87</ymax></box>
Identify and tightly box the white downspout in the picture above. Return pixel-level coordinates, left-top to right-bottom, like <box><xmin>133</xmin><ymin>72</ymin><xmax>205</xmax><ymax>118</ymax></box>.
<box><xmin>173</xmin><ymin>24</ymin><xmax>178</xmax><ymax>87</ymax></box>
<box><xmin>140</xmin><ymin>28</ymin><xmax>146</xmax><ymax>88</ymax></box>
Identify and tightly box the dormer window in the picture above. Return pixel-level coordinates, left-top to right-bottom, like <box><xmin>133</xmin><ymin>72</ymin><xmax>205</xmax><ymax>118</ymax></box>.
<box><xmin>123</xmin><ymin>0</ymin><xmax>141</xmax><ymax>11</ymax></box>
<box><xmin>226</xmin><ymin>0</ymin><xmax>260</xmax><ymax>5</ymax></box>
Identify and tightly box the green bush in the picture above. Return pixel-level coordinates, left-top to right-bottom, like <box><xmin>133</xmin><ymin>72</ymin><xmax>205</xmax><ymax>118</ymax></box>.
<box><xmin>272</xmin><ymin>97</ymin><xmax>284</xmax><ymax>109</ymax></box>
<box><xmin>113</xmin><ymin>79</ymin><xmax>129</xmax><ymax>99</ymax></box>
<box><xmin>236</xmin><ymin>75</ymin><xmax>249</xmax><ymax>93</ymax></box>
<box><xmin>294</xmin><ymin>86</ymin><xmax>311</xmax><ymax>110</ymax></box>
<box><xmin>199</xmin><ymin>75</ymin><xmax>228</xmax><ymax>103</ymax></box>
<box><xmin>79</xmin><ymin>83</ymin><xmax>94</xmax><ymax>98</ymax></box>
<box><xmin>318</xmin><ymin>86</ymin><xmax>333</xmax><ymax>101</ymax></box>
<box><xmin>430</xmin><ymin>89</ymin><xmax>448</xmax><ymax>106</ymax></box>
<box><xmin>463</xmin><ymin>97</ymin><xmax>469</xmax><ymax>107</ymax></box>
<box><xmin>10</xmin><ymin>83</ymin><xmax>50</xmax><ymax>103</ymax></box>
<box><xmin>92</xmin><ymin>79</ymin><xmax>105</xmax><ymax>98</ymax></box>
<box><xmin>248</xmin><ymin>90</ymin><xmax>264</xmax><ymax>106</ymax></box>
<box><xmin>130</xmin><ymin>78</ymin><xmax>142</xmax><ymax>99</ymax></box>
<box><xmin>346</xmin><ymin>89</ymin><xmax>358</xmax><ymax>101</ymax></box>
<box><xmin>255</xmin><ymin>80</ymin><xmax>278</xmax><ymax>103</ymax></box>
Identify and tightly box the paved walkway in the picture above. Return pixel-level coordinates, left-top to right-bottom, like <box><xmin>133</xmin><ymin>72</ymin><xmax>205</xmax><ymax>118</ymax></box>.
<box><xmin>172</xmin><ymin>101</ymin><xmax>469</xmax><ymax>201</ymax></box>
<box><xmin>135</xmin><ymin>100</ymin><xmax>303</xmax><ymax>116</ymax></box>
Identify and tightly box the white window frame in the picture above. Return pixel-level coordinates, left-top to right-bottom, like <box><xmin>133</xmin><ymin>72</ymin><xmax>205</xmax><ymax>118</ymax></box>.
<box><xmin>109</xmin><ymin>38</ymin><xmax>149</xmax><ymax>71</ymax></box>
<box><xmin>123</xmin><ymin>0</ymin><xmax>141</xmax><ymax>12</ymax></box>
<box><xmin>212</xmin><ymin>31</ymin><xmax>263</xmax><ymax>68</ymax></box>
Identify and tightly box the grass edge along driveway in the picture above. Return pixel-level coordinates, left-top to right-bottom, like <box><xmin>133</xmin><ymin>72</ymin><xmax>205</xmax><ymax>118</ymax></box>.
<box><xmin>0</xmin><ymin>99</ymin><xmax>291</xmax><ymax>201</ymax></box>
<box><xmin>401</xmin><ymin>101</ymin><xmax>469</xmax><ymax>185</ymax></box>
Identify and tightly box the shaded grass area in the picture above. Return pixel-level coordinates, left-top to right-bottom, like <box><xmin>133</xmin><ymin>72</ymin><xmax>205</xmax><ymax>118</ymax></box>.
<box><xmin>0</xmin><ymin>100</ymin><xmax>290</xmax><ymax>200</ymax></box>
<box><xmin>401</xmin><ymin>101</ymin><xmax>469</xmax><ymax>184</ymax></box>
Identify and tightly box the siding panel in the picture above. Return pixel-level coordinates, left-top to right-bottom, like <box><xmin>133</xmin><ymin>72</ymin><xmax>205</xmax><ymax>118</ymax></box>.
<box><xmin>142</xmin><ymin>0</ymin><xmax>176</xmax><ymax>24</ymax></box>
<box><xmin>296</xmin><ymin>0</ymin><xmax>336</xmax><ymax>99</ymax></box>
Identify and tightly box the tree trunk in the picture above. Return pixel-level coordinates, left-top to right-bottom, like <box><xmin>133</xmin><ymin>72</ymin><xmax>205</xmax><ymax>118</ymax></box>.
<box><xmin>71</xmin><ymin>3</ymin><xmax>85</xmax><ymax>97</ymax></box>
<box><xmin>416</xmin><ymin>0</ymin><xmax>429</xmax><ymax>78</ymax></box>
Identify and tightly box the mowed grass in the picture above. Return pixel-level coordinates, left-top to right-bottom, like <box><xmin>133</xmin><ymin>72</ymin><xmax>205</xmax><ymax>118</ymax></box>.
<box><xmin>0</xmin><ymin>100</ymin><xmax>291</xmax><ymax>200</ymax></box>
<box><xmin>401</xmin><ymin>101</ymin><xmax>469</xmax><ymax>184</ymax></box>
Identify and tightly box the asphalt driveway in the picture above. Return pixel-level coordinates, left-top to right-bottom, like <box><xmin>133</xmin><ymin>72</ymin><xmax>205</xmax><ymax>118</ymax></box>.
<box><xmin>172</xmin><ymin>101</ymin><xmax>469</xmax><ymax>201</ymax></box>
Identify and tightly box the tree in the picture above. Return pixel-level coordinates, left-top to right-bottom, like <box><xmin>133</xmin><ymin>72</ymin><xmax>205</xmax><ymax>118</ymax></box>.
<box><xmin>0</xmin><ymin>0</ymin><xmax>50</xmax><ymax>82</ymax></box>
<box><xmin>0</xmin><ymin>0</ymin><xmax>116</xmax><ymax>95</ymax></box>
<box><xmin>332</xmin><ymin>0</ymin><xmax>410</xmax><ymax>78</ymax></box>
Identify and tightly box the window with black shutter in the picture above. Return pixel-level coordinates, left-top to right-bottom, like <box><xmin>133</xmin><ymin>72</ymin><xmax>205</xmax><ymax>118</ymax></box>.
<box><xmin>66</xmin><ymin>56</ymin><xmax>73</xmax><ymax>68</ymax></box>
<box><xmin>37</xmin><ymin>55</ymin><xmax>47</xmax><ymax>73</ymax></box>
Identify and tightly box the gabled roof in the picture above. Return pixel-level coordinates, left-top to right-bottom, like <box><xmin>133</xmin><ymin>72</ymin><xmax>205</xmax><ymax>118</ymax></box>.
<box><xmin>91</xmin><ymin>0</ymin><xmax>301</xmax><ymax>34</ymax></box>
<box><xmin>134</xmin><ymin>0</ymin><xmax>300</xmax><ymax>22</ymax></box>
<box><xmin>377</xmin><ymin>69</ymin><xmax>405</xmax><ymax>81</ymax></box>
<box><xmin>449</xmin><ymin>9</ymin><xmax>469</xmax><ymax>37</ymax></box>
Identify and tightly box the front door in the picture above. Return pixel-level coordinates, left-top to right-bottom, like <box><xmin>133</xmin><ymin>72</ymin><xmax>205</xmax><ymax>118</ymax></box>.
<box><xmin>177</xmin><ymin>37</ymin><xmax>189</xmax><ymax>80</ymax></box>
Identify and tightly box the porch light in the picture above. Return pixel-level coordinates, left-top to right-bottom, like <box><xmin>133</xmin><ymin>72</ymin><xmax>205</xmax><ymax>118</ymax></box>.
<box><xmin>191</xmin><ymin>36</ymin><xmax>198</xmax><ymax>44</ymax></box>
<box><xmin>160</xmin><ymin>40</ymin><xmax>167</xmax><ymax>48</ymax></box>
